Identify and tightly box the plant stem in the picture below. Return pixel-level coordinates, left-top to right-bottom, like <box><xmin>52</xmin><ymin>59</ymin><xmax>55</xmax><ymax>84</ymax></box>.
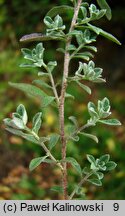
<box><xmin>43</xmin><ymin>63</ymin><xmax>59</xmax><ymax>105</ymax></box>
<box><xmin>28</xmin><ymin>129</ymin><xmax>63</xmax><ymax>170</ymax></box>
<box><xmin>70</xmin><ymin>44</ymin><xmax>84</xmax><ymax>59</ymax></box>
<box><xmin>59</xmin><ymin>0</ymin><xmax>82</xmax><ymax>200</ymax></box>
<box><xmin>48</xmin><ymin>71</ymin><xmax>59</xmax><ymax>105</ymax></box>
<box><xmin>69</xmin><ymin>171</ymin><xmax>93</xmax><ymax>200</ymax></box>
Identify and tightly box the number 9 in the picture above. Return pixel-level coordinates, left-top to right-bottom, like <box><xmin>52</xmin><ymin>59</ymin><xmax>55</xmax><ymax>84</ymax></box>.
<box><xmin>113</xmin><ymin>203</ymin><xmax>119</xmax><ymax>211</ymax></box>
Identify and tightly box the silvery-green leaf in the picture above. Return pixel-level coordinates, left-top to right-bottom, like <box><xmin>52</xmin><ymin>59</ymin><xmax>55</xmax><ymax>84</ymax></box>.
<box><xmin>87</xmin><ymin>154</ymin><xmax>96</xmax><ymax>164</ymax></box>
<box><xmin>75</xmin><ymin>62</ymin><xmax>83</xmax><ymax>75</ymax></box>
<box><xmin>80</xmin><ymin>6</ymin><xmax>87</xmax><ymax>19</ymax></box>
<box><xmin>95</xmin><ymin>171</ymin><xmax>104</xmax><ymax>180</ymax></box>
<box><xmin>20</xmin><ymin>63</ymin><xmax>37</xmax><ymax>68</ymax></box>
<box><xmin>9</xmin><ymin>82</ymin><xmax>47</xmax><ymax>97</ymax></box>
<box><xmin>3</xmin><ymin>118</ymin><xmax>12</xmax><ymax>127</ymax></box>
<box><xmin>48</xmin><ymin>134</ymin><xmax>60</xmax><ymax>150</ymax></box>
<box><xmin>106</xmin><ymin>161</ymin><xmax>117</xmax><ymax>171</ymax></box>
<box><xmin>87</xmin><ymin>178</ymin><xmax>102</xmax><ymax>186</ymax></box>
<box><xmin>32</xmin><ymin>112</ymin><xmax>42</xmax><ymax>134</ymax></box>
<box><xmin>39</xmin><ymin>137</ymin><xmax>50</xmax><ymax>143</ymax></box>
<box><xmin>47</xmin><ymin>61</ymin><xmax>57</xmax><ymax>73</ymax></box>
<box><xmin>75</xmin><ymin>31</ymin><xmax>84</xmax><ymax>45</ymax></box>
<box><xmin>82</xmin><ymin>167</ymin><xmax>91</xmax><ymax>174</ymax></box>
<box><xmin>99</xmin><ymin>154</ymin><xmax>110</xmax><ymax>163</ymax></box>
<box><xmin>54</xmin><ymin>15</ymin><xmax>64</xmax><ymax>28</ymax></box>
<box><xmin>46</xmin><ymin>5</ymin><xmax>74</xmax><ymax>18</ymax></box>
<box><xmin>56</xmin><ymin>48</ymin><xmax>65</xmax><ymax>53</ymax></box>
<box><xmin>80</xmin><ymin>132</ymin><xmax>98</xmax><ymax>143</ymax></box>
<box><xmin>96</xmin><ymin>0</ymin><xmax>112</xmax><ymax>20</ymax></box>
<box><xmin>41</xmin><ymin>96</ymin><xmax>55</xmax><ymax>107</ymax></box>
<box><xmin>16</xmin><ymin>104</ymin><xmax>28</xmax><ymax>125</ymax></box>
<box><xmin>21</xmin><ymin>48</ymin><xmax>33</xmax><ymax>61</ymax></box>
<box><xmin>70</xmin><ymin>135</ymin><xmax>79</xmax><ymax>142</ymax></box>
<box><xmin>73</xmin><ymin>53</ymin><xmax>93</xmax><ymax>61</ymax></box>
<box><xmin>9</xmin><ymin>82</ymin><xmax>55</xmax><ymax>107</ymax></box>
<box><xmin>84</xmin><ymin>45</ymin><xmax>97</xmax><ymax>52</ymax></box>
<box><xmin>35</xmin><ymin>43</ymin><xmax>44</xmax><ymax>59</ymax></box>
<box><xmin>44</xmin><ymin>16</ymin><xmax>53</xmax><ymax>28</ymax></box>
<box><xmin>10</xmin><ymin>118</ymin><xmax>25</xmax><ymax>130</ymax></box>
<box><xmin>98</xmin><ymin>119</ymin><xmax>121</xmax><ymax>126</ymax></box>
<box><xmin>29</xmin><ymin>156</ymin><xmax>48</xmax><ymax>171</ymax></box>
<box><xmin>5</xmin><ymin>127</ymin><xmax>39</xmax><ymax>144</ymax></box>
<box><xmin>68</xmin><ymin>116</ymin><xmax>78</xmax><ymax>128</ymax></box>
<box><xmin>63</xmin><ymin>157</ymin><xmax>82</xmax><ymax>176</ymax></box>
<box><xmin>33</xmin><ymin>80</ymin><xmax>52</xmax><ymax>89</ymax></box>
<box><xmin>88</xmin><ymin>102</ymin><xmax>98</xmax><ymax>118</ymax></box>
<box><xmin>12</xmin><ymin>113</ymin><xmax>22</xmax><ymax>119</ymax></box>
<box><xmin>76</xmin><ymin>81</ymin><xmax>91</xmax><ymax>95</ymax></box>
<box><xmin>65</xmin><ymin>93</ymin><xmax>74</xmax><ymax>99</ymax></box>
<box><xmin>87</xmin><ymin>23</ymin><xmax>121</xmax><ymax>45</ymax></box>
<box><xmin>102</xmin><ymin>97</ymin><xmax>110</xmax><ymax>112</ymax></box>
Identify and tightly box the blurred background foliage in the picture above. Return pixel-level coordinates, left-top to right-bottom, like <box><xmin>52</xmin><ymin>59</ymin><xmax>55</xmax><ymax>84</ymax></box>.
<box><xmin>0</xmin><ymin>0</ymin><xmax>125</xmax><ymax>200</ymax></box>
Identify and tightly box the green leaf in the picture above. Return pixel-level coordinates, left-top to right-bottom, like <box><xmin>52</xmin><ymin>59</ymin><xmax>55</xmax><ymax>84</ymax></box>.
<box><xmin>20</xmin><ymin>33</ymin><xmax>61</xmax><ymax>43</ymax></box>
<box><xmin>33</xmin><ymin>80</ymin><xmax>52</xmax><ymax>89</ymax></box>
<box><xmin>95</xmin><ymin>171</ymin><xmax>104</xmax><ymax>180</ymax></box>
<box><xmin>32</xmin><ymin>112</ymin><xmax>42</xmax><ymax>134</ymax></box>
<box><xmin>74</xmin><ymin>52</ymin><xmax>94</xmax><ymax>61</ymax></box>
<box><xmin>88</xmin><ymin>101</ymin><xmax>98</xmax><ymax>118</ymax></box>
<box><xmin>5</xmin><ymin>127</ymin><xmax>39</xmax><ymax>144</ymax></box>
<box><xmin>84</xmin><ymin>45</ymin><xmax>97</xmax><ymax>52</ymax></box>
<box><xmin>106</xmin><ymin>161</ymin><xmax>117</xmax><ymax>171</ymax></box>
<box><xmin>9</xmin><ymin>82</ymin><xmax>47</xmax><ymax>97</ymax></box>
<box><xmin>68</xmin><ymin>116</ymin><xmax>78</xmax><ymax>128</ymax></box>
<box><xmin>4</xmin><ymin>118</ymin><xmax>25</xmax><ymax>130</ymax></box>
<box><xmin>65</xmin><ymin>93</ymin><xmax>74</xmax><ymax>99</ymax></box>
<box><xmin>80</xmin><ymin>132</ymin><xmax>98</xmax><ymax>143</ymax></box>
<box><xmin>56</xmin><ymin>48</ymin><xmax>65</xmax><ymax>53</ymax></box>
<box><xmin>21</xmin><ymin>48</ymin><xmax>33</xmax><ymax>61</ymax></box>
<box><xmin>82</xmin><ymin>167</ymin><xmax>91</xmax><ymax>175</ymax></box>
<box><xmin>87</xmin><ymin>154</ymin><xmax>96</xmax><ymax>164</ymax></box>
<box><xmin>87</xmin><ymin>23</ymin><xmax>121</xmax><ymax>45</ymax></box>
<box><xmin>64</xmin><ymin>157</ymin><xmax>82</xmax><ymax>175</ymax></box>
<box><xmin>76</xmin><ymin>81</ymin><xmax>91</xmax><ymax>95</ymax></box>
<box><xmin>16</xmin><ymin>104</ymin><xmax>28</xmax><ymax>125</ymax></box>
<box><xmin>99</xmin><ymin>154</ymin><xmax>110</xmax><ymax>163</ymax></box>
<box><xmin>70</xmin><ymin>135</ymin><xmax>79</xmax><ymax>142</ymax></box>
<box><xmin>29</xmin><ymin>156</ymin><xmax>48</xmax><ymax>171</ymax></box>
<box><xmin>96</xmin><ymin>0</ymin><xmax>112</xmax><ymax>20</ymax></box>
<box><xmin>46</xmin><ymin>5</ymin><xmax>74</xmax><ymax>18</ymax></box>
<box><xmin>41</xmin><ymin>96</ymin><xmax>55</xmax><ymax>107</ymax></box>
<box><xmin>67</xmin><ymin>44</ymin><xmax>77</xmax><ymax>51</ymax></box>
<box><xmin>47</xmin><ymin>61</ymin><xmax>57</xmax><ymax>73</ymax></box>
<box><xmin>48</xmin><ymin>134</ymin><xmax>60</xmax><ymax>150</ymax></box>
<box><xmin>98</xmin><ymin>119</ymin><xmax>121</xmax><ymax>126</ymax></box>
<box><xmin>101</xmin><ymin>97</ymin><xmax>110</xmax><ymax>112</ymax></box>
<box><xmin>87</xmin><ymin>178</ymin><xmax>102</xmax><ymax>186</ymax></box>
<box><xmin>9</xmin><ymin>82</ymin><xmax>55</xmax><ymax>107</ymax></box>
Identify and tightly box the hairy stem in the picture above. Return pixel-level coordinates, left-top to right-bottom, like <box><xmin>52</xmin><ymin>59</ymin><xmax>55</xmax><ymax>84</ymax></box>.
<box><xmin>59</xmin><ymin>0</ymin><xmax>82</xmax><ymax>200</ymax></box>
<box><xmin>69</xmin><ymin>171</ymin><xmax>93</xmax><ymax>200</ymax></box>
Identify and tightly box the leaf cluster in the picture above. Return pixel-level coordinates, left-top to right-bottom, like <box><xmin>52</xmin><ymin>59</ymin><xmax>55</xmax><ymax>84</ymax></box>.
<box><xmin>83</xmin><ymin>154</ymin><xmax>117</xmax><ymax>186</ymax></box>
<box><xmin>88</xmin><ymin>97</ymin><xmax>121</xmax><ymax>126</ymax></box>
